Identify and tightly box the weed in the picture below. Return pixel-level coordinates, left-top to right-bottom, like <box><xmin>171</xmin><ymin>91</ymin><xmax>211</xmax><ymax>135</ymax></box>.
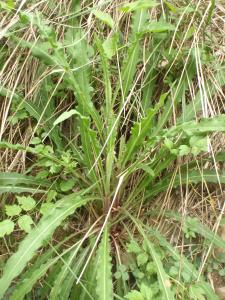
<box><xmin>0</xmin><ymin>0</ymin><xmax>225</xmax><ymax>299</ymax></box>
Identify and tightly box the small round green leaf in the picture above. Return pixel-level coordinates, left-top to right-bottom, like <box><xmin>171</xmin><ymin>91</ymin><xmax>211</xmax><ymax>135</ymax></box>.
<box><xmin>0</xmin><ymin>219</ymin><xmax>14</xmax><ymax>237</ymax></box>
<box><xmin>17</xmin><ymin>196</ymin><xmax>36</xmax><ymax>211</ymax></box>
<box><xmin>60</xmin><ymin>179</ymin><xmax>75</xmax><ymax>192</ymax></box>
<box><xmin>30</xmin><ymin>137</ymin><xmax>41</xmax><ymax>145</ymax></box>
<box><xmin>18</xmin><ymin>215</ymin><xmax>33</xmax><ymax>233</ymax></box>
<box><xmin>5</xmin><ymin>205</ymin><xmax>22</xmax><ymax>217</ymax></box>
<box><xmin>137</xmin><ymin>252</ymin><xmax>148</xmax><ymax>266</ymax></box>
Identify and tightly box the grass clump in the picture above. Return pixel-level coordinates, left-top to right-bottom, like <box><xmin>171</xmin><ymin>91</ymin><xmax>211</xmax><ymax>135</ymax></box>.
<box><xmin>0</xmin><ymin>0</ymin><xmax>225</xmax><ymax>299</ymax></box>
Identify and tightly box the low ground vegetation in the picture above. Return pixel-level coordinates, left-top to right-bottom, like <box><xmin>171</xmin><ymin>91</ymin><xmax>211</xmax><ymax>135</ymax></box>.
<box><xmin>0</xmin><ymin>0</ymin><xmax>225</xmax><ymax>299</ymax></box>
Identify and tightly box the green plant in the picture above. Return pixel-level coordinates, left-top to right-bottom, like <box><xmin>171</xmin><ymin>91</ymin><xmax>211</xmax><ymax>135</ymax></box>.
<box><xmin>0</xmin><ymin>0</ymin><xmax>224</xmax><ymax>299</ymax></box>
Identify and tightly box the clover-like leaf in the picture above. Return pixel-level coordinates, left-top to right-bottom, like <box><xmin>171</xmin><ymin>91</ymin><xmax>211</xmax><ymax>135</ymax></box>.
<box><xmin>0</xmin><ymin>219</ymin><xmax>14</xmax><ymax>238</ymax></box>
<box><xmin>127</xmin><ymin>240</ymin><xmax>142</xmax><ymax>254</ymax></box>
<box><xmin>125</xmin><ymin>290</ymin><xmax>144</xmax><ymax>300</ymax></box>
<box><xmin>60</xmin><ymin>179</ymin><xmax>75</xmax><ymax>192</ymax></box>
<box><xmin>17</xmin><ymin>196</ymin><xmax>36</xmax><ymax>211</ymax></box>
<box><xmin>5</xmin><ymin>205</ymin><xmax>22</xmax><ymax>217</ymax></box>
<box><xmin>137</xmin><ymin>252</ymin><xmax>148</xmax><ymax>266</ymax></box>
<box><xmin>18</xmin><ymin>215</ymin><xmax>33</xmax><ymax>233</ymax></box>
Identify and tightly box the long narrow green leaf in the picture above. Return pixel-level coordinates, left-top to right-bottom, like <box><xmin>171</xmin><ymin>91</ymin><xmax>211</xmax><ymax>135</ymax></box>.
<box><xmin>95</xmin><ymin>37</ymin><xmax>116</xmax><ymax>192</ymax></box>
<box><xmin>0</xmin><ymin>194</ymin><xmax>90</xmax><ymax>299</ymax></box>
<box><xmin>96</xmin><ymin>226</ymin><xmax>113</xmax><ymax>300</ymax></box>
<box><xmin>123</xmin><ymin>95</ymin><xmax>166</xmax><ymax>165</ymax></box>
<box><xmin>153</xmin><ymin>51</ymin><xmax>196</xmax><ymax>136</ymax></box>
<box><xmin>113</xmin><ymin>9</ymin><xmax>148</xmax><ymax>103</ymax></box>
<box><xmin>60</xmin><ymin>247</ymin><xmax>91</xmax><ymax>300</ymax></box>
<box><xmin>0</xmin><ymin>172</ymin><xmax>49</xmax><ymax>187</ymax></box>
<box><xmin>0</xmin><ymin>186</ymin><xmax>46</xmax><ymax>195</ymax></box>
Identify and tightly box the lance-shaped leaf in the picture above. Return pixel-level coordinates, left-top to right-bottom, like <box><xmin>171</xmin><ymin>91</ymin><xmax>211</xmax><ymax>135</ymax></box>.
<box><xmin>96</xmin><ymin>226</ymin><xmax>113</xmax><ymax>300</ymax></box>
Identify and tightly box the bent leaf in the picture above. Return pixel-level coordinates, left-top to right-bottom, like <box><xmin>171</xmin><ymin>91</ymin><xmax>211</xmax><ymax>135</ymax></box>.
<box><xmin>18</xmin><ymin>215</ymin><xmax>34</xmax><ymax>233</ymax></box>
<box><xmin>93</xmin><ymin>10</ymin><xmax>114</xmax><ymax>29</ymax></box>
<box><xmin>0</xmin><ymin>186</ymin><xmax>46</xmax><ymax>195</ymax></box>
<box><xmin>121</xmin><ymin>0</ymin><xmax>158</xmax><ymax>12</ymax></box>
<box><xmin>142</xmin><ymin>21</ymin><xmax>175</xmax><ymax>33</ymax></box>
<box><xmin>53</xmin><ymin>109</ymin><xmax>86</xmax><ymax>126</ymax></box>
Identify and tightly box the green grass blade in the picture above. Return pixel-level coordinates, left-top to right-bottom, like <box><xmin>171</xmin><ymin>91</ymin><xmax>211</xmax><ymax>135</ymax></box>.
<box><xmin>113</xmin><ymin>9</ymin><xmax>148</xmax><ymax>103</ymax></box>
<box><xmin>123</xmin><ymin>95</ymin><xmax>166</xmax><ymax>165</ymax></box>
<box><xmin>60</xmin><ymin>247</ymin><xmax>91</xmax><ymax>300</ymax></box>
<box><xmin>153</xmin><ymin>52</ymin><xmax>196</xmax><ymax>136</ymax></box>
<box><xmin>95</xmin><ymin>37</ymin><xmax>115</xmax><ymax>193</ymax></box>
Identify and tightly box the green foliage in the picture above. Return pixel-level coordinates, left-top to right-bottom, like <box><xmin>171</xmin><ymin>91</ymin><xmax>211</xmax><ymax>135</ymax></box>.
<box><xmin>5</xmin><ymin>205</ymin><xmax>21</xmax><ymax>217</ymax></box>
<box><xmin>93</xmin><ymin>10</ymin><xmax>115</xmax><ymax>29</ymax></box>
<box><xmin>40</xmin><ymin>202</ymin><xmax>55</xmax><ymax>215</ymax></box>
<box><xmin>18</xmin><ymin>215</ymin><xmax>34</xmax><ymax>233</ymax></box>
<box><xmin>0</xmin><ymin>219</ymin><xmax>14</xmax><ymax>237</ymax></box>
<box><xmin>16</xmin><ymin>196</ymin><xmax>36</xmax><ymax>212</ymax></box>
<box><xmin>0</xmin><ymin>1</ymin><xmax>224</xmax><ymax>299</ymax></box>
<box><xmin>60</xmin><ymin>179</ymin><xmax>75</xmax><ymax>192</ymax></box>
<box><xmin>121</xmin><ymin>0</ymin><xmax>159</xmax><ymax>12</ymax></box>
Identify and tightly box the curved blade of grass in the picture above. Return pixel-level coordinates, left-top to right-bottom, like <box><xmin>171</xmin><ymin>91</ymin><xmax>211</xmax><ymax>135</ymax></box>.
<box><xmin>95</xmin><ymin>37</ymin><xmax>116</xmax><ymax>193</ymax></box>
<box><xmin>0</xmin><ymin>194</ymin><xmax>91</xmax><ymax>299</ymax></box>
<box><xmin>96</xmin><ymin>226</ymin><xmax>113</xmax><ymax>300</ymax></box>
<box><xmin>113</xmin><ymin>9</ymin><xmax>148</xmax><ymax>103</ymax></box>
<box><xmin>178</xmin><ymin>68</ymin><xmax>225</xmax><ymax>123</ymax></box>
<box><xmin>152</xmin><ymin>51</ymin><xmax>196</xmax><ymax>136</ymax></box>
